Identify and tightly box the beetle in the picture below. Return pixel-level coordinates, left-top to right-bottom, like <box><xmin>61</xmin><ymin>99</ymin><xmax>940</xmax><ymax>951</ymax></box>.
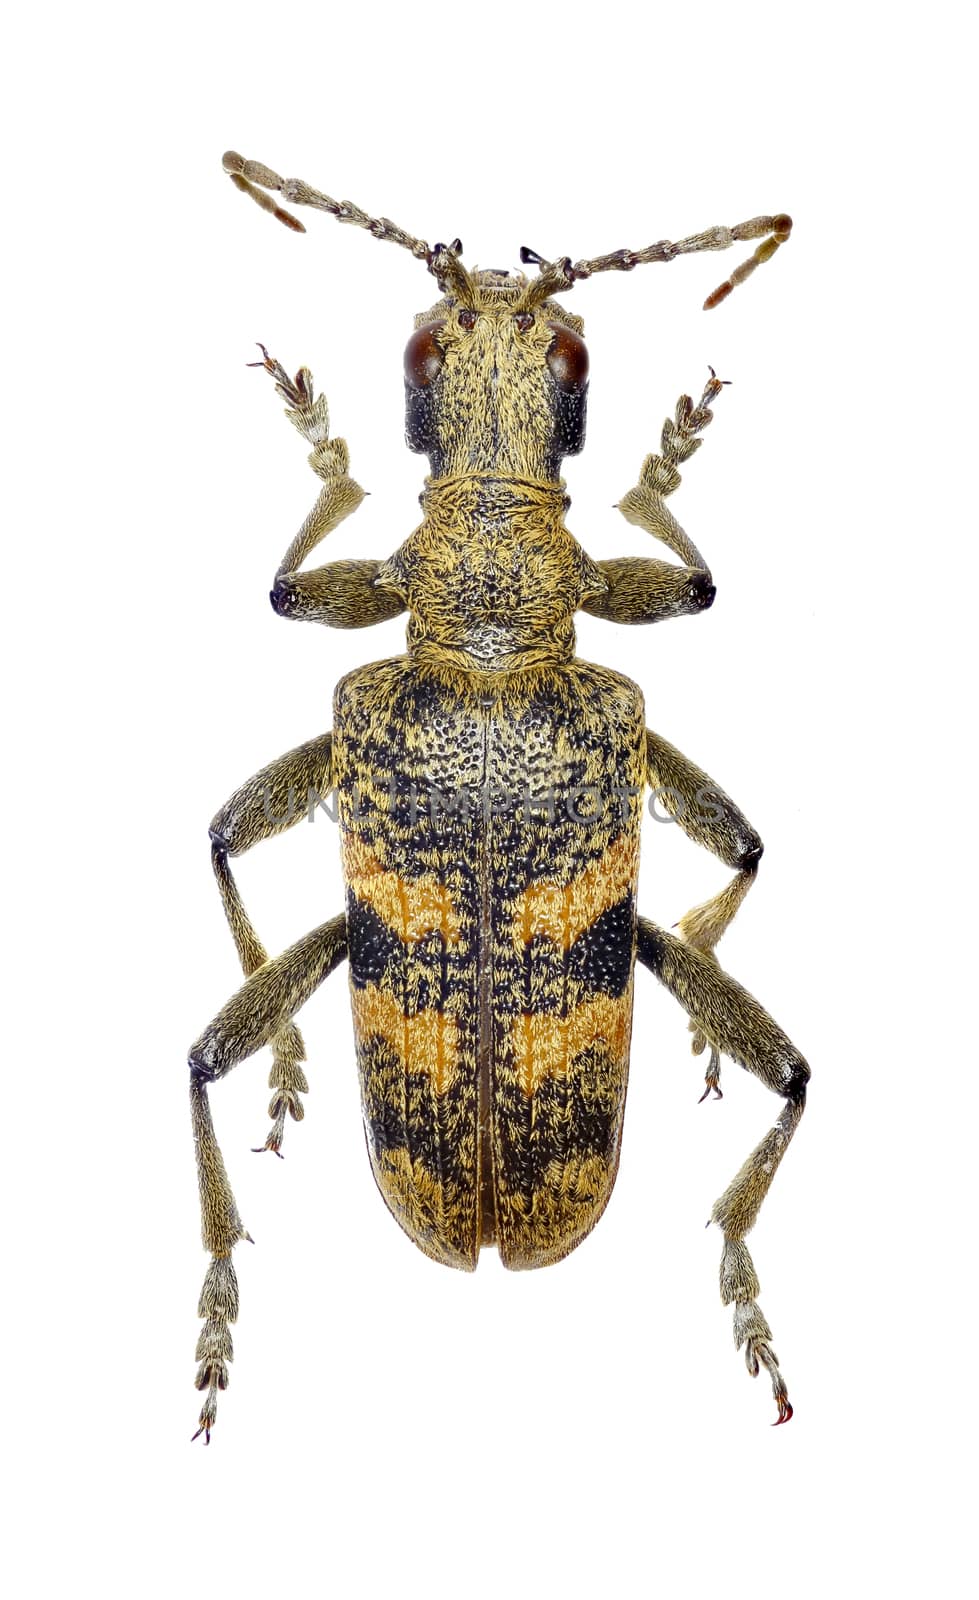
<box><xmin>189</xmin><ymin>150</ymin><xmax>807</xmax><ymax>1442</ymax></box>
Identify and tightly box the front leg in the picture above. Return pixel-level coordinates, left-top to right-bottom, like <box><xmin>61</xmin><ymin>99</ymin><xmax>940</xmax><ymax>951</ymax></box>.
<box><xmin>270</xmin><ymin>557</ymin><xmax>405</xmax><ymax>628</ymax></box>
<box><xmin>617</xmin><ymin>369</ymin><xmax>725</xmax><ymax>573</ymax></box>
<box><xmin>251</xmin><ymin>348</ymin><xmax>406</xmax><ymax>629</ymax></box>
<box><xmin>581</xmin><ymin>557</ymin><xmax>715</xmax><ymax>625</ymax></box>
<box><xmin>579</xmin><ymin>371</ymin><xmax>723</xmax><ymax>628</ymax></box>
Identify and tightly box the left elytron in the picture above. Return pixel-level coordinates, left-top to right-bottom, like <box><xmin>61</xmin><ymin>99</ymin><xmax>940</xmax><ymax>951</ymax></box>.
<box><xmin>189</xmin><ymin>150</ymin><xmax>807</xmax><ymax>1441</ymax></box>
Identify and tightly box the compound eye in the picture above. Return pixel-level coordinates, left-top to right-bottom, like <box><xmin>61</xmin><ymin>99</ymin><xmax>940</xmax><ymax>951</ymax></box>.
<box><xmin>546</xmin><ymin>322</ymin><xmax>589</xmax><ymax>392</ymax></box>
<box><xmin>404</xmin><ymin>321</ymin><xmax>446</xmax><ymax>389</ymax></box>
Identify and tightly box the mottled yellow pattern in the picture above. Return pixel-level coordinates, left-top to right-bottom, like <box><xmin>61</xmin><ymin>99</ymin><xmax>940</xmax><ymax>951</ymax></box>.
<box><xmin>503</xmin><ymin>1156</ymin><xmax>611</xmax><ymax>1224</ymax></box>
<box><xmin>350</xmin><ymin>984</ymin><xmax>459</xmax><ymax>1095</ymax></box>
<box><xmin>371</xmin><ymin>1148</ymin><xmax>459</xmax><ymax>1268</ymax></box>
<box><xmin>510</xmin><ymin>992</ymin><xmax>633</xmax><ymax>1098</ymax></box>
<box><xmin>511</xmin><ymin>830</ymin><xmax>639</xmax><ymax>950</ymax></box>
<box><xmin>343</xmin><ymin>835</ymin><xmax>463</xmax><ymax>947</ymax></box>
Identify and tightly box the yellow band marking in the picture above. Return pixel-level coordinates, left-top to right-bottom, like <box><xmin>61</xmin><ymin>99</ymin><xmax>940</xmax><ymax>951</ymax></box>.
<box><xmin>511</xmin><ymin>994</ymin><xmax>631</xmax><ymax>1098</ymax></box>
<box><xmin>351</xmin><ymin>984</ymin><xmax>459</xmax><ymax>1096</ymax></box>
<box><xmin>343</xmin><ymin>836</ymin><xmax>462</xmax><ymax>947</ymax></box>
<box><xmin>512</xmin><ymin>831</ymin><xmax>638</xmax><ymax>950</ymax></box>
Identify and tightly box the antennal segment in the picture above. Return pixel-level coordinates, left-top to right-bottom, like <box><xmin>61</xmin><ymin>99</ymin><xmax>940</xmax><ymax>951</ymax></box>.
<box><xmin>221</xmin><ymin>151</ymin><xmax>476</xmax><ymax>303</ymax></box>
<box><xmin>516</xmin><ymin>214</ymin><xmax>792</xmax><ymax>311</ymax></box>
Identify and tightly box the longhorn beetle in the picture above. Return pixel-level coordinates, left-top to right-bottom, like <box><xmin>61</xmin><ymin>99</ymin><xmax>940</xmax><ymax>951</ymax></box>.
<box><xmin>189</xmin><ymin>150</ymin><xmax>806</xmax><ymax>1441</ymax></box>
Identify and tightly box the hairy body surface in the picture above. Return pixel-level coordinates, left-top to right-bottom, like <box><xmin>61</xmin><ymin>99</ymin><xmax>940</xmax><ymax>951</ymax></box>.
<box><xmin>188</xmin><ymin>154</ymin><xmax>805</xmax><ymax>1440</ymax></box>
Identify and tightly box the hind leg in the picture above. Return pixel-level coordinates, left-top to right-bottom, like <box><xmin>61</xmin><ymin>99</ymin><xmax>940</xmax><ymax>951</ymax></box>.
<box><xmin>189</xmin><ymin>914</ymin><xmax>347</xmax><ymax>1442</ymax></box>
<box><xmin>636</xmin><ymin>918</ymin><xmax>809</xmax><ymax>1423</ymax></box>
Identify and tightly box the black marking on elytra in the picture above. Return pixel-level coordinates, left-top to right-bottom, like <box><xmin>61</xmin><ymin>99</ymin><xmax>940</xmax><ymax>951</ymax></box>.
<box><xmin>336</xmin><ymin>655</ymin><xmax>645</xmax><ymax>1269</ymax></box>
<box><xmin>361</xmin><ymin>1039</ymin><xmax>408</xmax><ymax>1156</ymax></box>
<box><xmin>346</xmin><ymin>897</ymin><xmax>402</xmax><ymax>985</ymax></box>
<box><xmin>568</xmin><ymin>894</ymin><xmax>635</xmax><ymax>998</ymax></box>
<box><xmin>359</xmin><ymin>1038</ymin><xmax>473</xmax><ymax>1191</ymax></box>
<box><xmin>494</xmin><ymin>1047</ymin><xmax>620</xmax><ymax>1200</ymax></box>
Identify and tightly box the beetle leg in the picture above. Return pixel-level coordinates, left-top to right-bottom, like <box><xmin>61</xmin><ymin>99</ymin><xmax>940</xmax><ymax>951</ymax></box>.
<box><xmin>645</xmin><ymin>727</ymin><xmax>763</xmax><ymax>948</ymax></box>
<box><xmin>189</xmin><ymin>913</ymin><xmax>348</xmax><ymax>1442</ymax></box>
<box><xmin>697</xmin><ymin>1046</ymin><xmax>722</xmax><ymax>1101</ymax></box>
<box><xmin>615</xmin><ymin>369</ymin><xmax>726</xmax><ymax>573</ymax></box>
<box><xmin>248</xmin><ymin>349</ymin><xmax>407</xmax><ymax>631</ymax></box>
<box><xmin>636</xmin><ymin>918</ymin><xmax>808</xmax><ymax>1424</ymax></box>
<box><xmin>270</xmin><ymin>557</ymin><xmax>405</xmax><ymax>629</ymax></box>
<box><xmin>581</xmin><ymin>372</ymin><xmax>722</xmax><ymax>628</ymax></box>
<box><xmin>209</xmin><ymin>733</ymin><xmax>334</xmax><ymax>1153</ymax></box>
<box><xmin>645</xmin><ymin>728</ymin><xmax>764</xmax><ymax>1095</ymax></box>
<box><xmin>580</xmin><ymin>558</ymin><xmax>715</xmax><ymax>625</ymax></box>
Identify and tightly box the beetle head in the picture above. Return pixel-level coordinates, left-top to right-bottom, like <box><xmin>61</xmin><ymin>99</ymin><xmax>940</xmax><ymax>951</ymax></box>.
<box><xmin>404</xmin><ymin>270</ymin><xmax>588</xmax><ymax>480</ymax></box>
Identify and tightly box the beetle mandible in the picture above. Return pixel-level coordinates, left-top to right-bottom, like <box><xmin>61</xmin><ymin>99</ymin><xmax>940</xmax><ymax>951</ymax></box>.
<box><xmin>189</xmin><ymin>150</ymin><xmax>806</xmax><ymax>1442</ymax></box>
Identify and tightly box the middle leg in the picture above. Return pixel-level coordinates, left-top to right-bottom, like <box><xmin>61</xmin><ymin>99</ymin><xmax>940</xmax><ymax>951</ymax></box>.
<box><xmin>209</xmin><ymin>731</ymin><xmax>334</xmax><ymax>1152</ymax></box>
<box><xmin>645</xmin><ymin>728</ymin><xmax>763</xmax><ymax>1097</ymax></box>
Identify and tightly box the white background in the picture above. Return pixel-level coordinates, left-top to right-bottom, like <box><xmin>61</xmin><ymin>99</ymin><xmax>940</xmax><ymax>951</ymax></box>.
<box><xmin>4</xmin><ymin>3</ymin><xmax>975</xmax><ymax>1596</ymax></box>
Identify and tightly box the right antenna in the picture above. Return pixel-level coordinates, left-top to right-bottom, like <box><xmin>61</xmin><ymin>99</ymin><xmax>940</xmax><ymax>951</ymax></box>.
<box><xmin>517</xmin><ymin>214</ymin><xmax>792</xmax><ymax>310</ymax></box>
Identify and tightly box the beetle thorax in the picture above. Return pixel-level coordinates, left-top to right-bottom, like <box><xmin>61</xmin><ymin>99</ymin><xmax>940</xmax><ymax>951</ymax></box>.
<box><xmin>376</xmin><ymin>475</ymin><xmax>605</xmax><ymax>672</ymax></box>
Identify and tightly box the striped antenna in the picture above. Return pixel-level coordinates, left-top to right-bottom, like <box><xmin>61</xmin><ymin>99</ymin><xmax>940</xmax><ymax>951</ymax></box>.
<box><xmin>221</xmin><ymin>151</ymin><xmax>477</xmax><ymax>305</ymax></box>
<box><xmin>514</xmin><ymin>215</ymin><xmax>792</xmax><ymax>311</ymax></box>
